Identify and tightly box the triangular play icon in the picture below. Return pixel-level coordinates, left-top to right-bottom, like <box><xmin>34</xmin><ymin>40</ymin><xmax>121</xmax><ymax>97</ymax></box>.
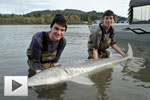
<box><xmin>12</xmin><ymin>80</ymin><xmax>22</xmax><ymax>92</ymax></box>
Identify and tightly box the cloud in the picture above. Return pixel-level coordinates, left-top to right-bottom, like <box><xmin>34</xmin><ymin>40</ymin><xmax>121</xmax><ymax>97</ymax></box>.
<box><xmin>0</xmin><ymin>0</ymin><xmax>53</xmax><ymax>14</ymax></box>
<box><xmin>0</xmin><ymin>0</ymin><xmax>130</xmax><ymax>17</ymax></box>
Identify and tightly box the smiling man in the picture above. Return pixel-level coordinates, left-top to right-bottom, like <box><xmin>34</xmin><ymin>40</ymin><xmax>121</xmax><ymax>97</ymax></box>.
<box><xmin>27</xmin><ymin>14</ymin><xmax>67</xmax><ymax>77</ymax></box>
<box><xmin>88</xmin><ymin>10</ymin><xmax>126</xmax><ymax>59</ymax></box>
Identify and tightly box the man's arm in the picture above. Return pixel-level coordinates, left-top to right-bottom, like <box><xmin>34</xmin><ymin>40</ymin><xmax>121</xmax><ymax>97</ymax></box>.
<box><xmin>53</xmin><ymin>62</ymin><xmax>60</xmax><ymax>66</ymax></box>
<box><xmin>36</xmin><ymin>70</ymin><xmax>41</xmax><ymax>73</ymax></box>
<box><xmin>111</xmin><ymin>44</ymin><xmax>126</xmax><ymax>57</ymax></box>
<box><xmin>52</xmin><ymin>37</ymin><xmax>66</xmax><ymax>65</ymax></box>
<box><xmin>93</xmin><ymin>48</ymin><xmax>98</xmax><ymax>59</ymax></box>
<box><xmin>30</xmin><ymin>37</ymin><xmax>43</xmax><ymax>73</ymax></box>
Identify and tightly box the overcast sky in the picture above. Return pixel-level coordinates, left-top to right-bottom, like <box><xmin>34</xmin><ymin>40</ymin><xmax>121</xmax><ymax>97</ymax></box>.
<box><xmin>0</xmin><ymin>0</ymin><xmax>130</xmax><ymax>17</ymax></box>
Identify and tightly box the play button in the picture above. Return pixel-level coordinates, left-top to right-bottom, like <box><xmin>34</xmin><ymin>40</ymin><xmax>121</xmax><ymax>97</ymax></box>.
<box><xmin>12</xmin><ymin>80</ymin><xmax>22</xmax><ymax>91</ymax></box>
<box><xmin>4</xmin><ymin>76</ymin><xmax>28</xmax><ymax>96</ymax></box>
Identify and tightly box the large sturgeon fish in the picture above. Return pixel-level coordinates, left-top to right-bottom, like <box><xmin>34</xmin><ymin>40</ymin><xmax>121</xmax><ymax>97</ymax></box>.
<box><xmin>28</xmin><ymin>43</ymin><xmax>133</xmax><ymax>87</ymax></box>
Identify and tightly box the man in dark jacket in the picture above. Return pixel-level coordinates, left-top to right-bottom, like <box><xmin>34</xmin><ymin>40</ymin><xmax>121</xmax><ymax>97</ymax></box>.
<box><xmin>27</xmin><ymin>14</ymin><xmax>67</xmax><ymax>77</ymax></box>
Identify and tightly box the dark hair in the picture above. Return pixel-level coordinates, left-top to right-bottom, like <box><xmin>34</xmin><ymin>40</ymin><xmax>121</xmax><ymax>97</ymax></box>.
<box><xmin>50</xmin><ymin>14</ymin><xmax>67</xmax><ymax>31</ymax></box>
<box><xmin>103</xmin><ymin>10</ymin><xmax>115</xmax><ymax>19</ymax></box>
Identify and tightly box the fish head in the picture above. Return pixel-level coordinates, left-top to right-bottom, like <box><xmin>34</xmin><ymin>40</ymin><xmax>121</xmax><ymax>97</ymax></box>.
<box><xmin>28</xmin><ymin>67</ymin><xmax>69</xmax><ymax>87</ymax></box>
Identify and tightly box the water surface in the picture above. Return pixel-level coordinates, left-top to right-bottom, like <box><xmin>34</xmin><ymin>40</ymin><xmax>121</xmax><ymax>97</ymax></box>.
<box><xmin>0</xmin><ymin>24</ymin><xmax>150</xmax><ymax>100</ymax></box>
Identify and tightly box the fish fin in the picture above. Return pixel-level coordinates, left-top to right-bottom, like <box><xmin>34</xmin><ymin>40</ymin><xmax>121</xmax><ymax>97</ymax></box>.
<box><xmin>69</xmin><ymin>75</ymin><xmax>95</xmax><ymax>85</ymax></box>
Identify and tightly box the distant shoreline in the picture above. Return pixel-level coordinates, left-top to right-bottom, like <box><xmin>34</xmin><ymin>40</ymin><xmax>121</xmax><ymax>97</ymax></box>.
<box><xmin>0</xmin><ymin>9</ymin><xmax>127</xmax><ymax>25</ymax></box>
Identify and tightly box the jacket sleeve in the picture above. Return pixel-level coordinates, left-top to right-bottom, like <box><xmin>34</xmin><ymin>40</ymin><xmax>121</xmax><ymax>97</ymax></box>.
<box><xmin>89</xmin><ymin>24</ymin><xmax>102</xmax><ymax>49</ymax></box>
<box><xmin>30</xmin><ymin>37</ymin><xmax>43</xmax><ymax>71</ymax></box>
<box><xmin>110</xmin><ymin>27</ymin><xmax>116</xmax><ymax>45</ymax></box>
<box><xmin>53</xmin><ymin>37</ymin><xmax>66</xmax><ymax>63</ymax></box>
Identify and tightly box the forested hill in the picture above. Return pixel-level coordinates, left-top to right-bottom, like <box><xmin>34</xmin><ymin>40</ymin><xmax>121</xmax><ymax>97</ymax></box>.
<box><xmin>0</xmin><ymin>9</ymin><xmax>127</xmax><ymax>25</ymax></box>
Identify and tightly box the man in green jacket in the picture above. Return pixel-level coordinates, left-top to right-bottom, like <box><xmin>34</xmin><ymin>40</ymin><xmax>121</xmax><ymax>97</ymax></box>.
<box><xmin>88</xmin><ymin>10</ymin><xmax>126</xmax><ymax>59</ymax></box>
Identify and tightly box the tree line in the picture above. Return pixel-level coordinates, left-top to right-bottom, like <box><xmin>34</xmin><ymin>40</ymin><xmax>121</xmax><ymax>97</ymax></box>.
<box><xmin>0</xmin><ymin>9</ymin><xmax>127</xmax><ymax>25</ymax></box>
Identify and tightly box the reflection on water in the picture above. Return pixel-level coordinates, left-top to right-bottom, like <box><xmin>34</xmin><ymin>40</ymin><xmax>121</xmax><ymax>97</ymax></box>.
<box><xmin>122</xmin><ymin>57</ymin><xmax>150</xmax><ymax>86</ymax></box>
<box><xmin>35</xmin><ymin>83</ymin><xmax>67</xmax><ymax>100</ymax></box>
<box><xmin>122</xmin><ymin>57</ymin><xmax>145</xmax><ymax>73</ymax></box>
<box><xmin>0</xmin><ymin>25</ymin><xmax>150</xmax><ymax>100</ymax></box>
<box><xmin>89</xmin><ymin>67</ymin><xmax>114</xmax><ymax>100</ymax></box>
